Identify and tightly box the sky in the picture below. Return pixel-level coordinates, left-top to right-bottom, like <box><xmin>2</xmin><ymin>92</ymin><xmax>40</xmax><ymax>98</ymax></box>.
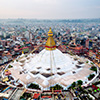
<box><xmin>0</xmin><ymin>0</ymin><xmax>100</xmax><ymax>19</ymax></box>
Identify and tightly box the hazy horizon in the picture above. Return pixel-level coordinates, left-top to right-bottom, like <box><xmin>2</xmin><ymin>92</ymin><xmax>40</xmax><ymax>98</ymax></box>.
<box><xmin>0</xmin><ymin>0</ymin><xmax>100</xmax><ymax>19</ymax></box>
<box><xmin>0</xmin><ymin>18</ymin><xmax>100</xmax><ymax>20</ymax></box>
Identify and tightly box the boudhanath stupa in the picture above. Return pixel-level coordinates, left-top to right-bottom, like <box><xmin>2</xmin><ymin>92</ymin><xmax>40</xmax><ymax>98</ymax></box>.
<box><xmin>8</xmin><ymin>28</ymin><xmax>94</xmax><ymax>89</ymax></box>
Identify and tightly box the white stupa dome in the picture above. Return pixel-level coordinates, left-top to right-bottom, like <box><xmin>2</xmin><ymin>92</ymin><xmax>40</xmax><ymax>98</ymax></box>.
<box><xmin>8</xmin><ymin>28</ymin><xmax>94</xmax><ymax>89</ymax></box>
<box><xmin>28</xmin><ymin>49</ymin><xmax>74</xmax><ymax>74</ymax></box>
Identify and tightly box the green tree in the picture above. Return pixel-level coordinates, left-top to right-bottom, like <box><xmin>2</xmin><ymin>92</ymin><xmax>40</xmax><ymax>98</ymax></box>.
<box><xmin>28</xmin><ymin>83</ymin><xmax>41</xmax><ymax>90</ymax></box>
<box><xmin>88</xmin><ymin>74</ymin><xmax>95</xmax><ymax>80</ymax></box>
<box><xmin>77</xmin><ymin>80</ymin><xmax>83</xmax><ymax>85</ymax></box>
<box><xmin>90</xmin><ymin>66</ymin><xmax>97</xmax><ymax>73</ymax></box>
<box><xmin>50</xmin><ymin>84</ymin><xmax>63</xmax><ymax>90</ymax></box>
<box><xmin>71</xmin><ymin>82</ymin><xmax>76</xmax><ymax>87</ymax></box>
<box><xmin>86</xmin><ymin>61</ymin><xmax>89</xmax><ymax>63</ymax></box>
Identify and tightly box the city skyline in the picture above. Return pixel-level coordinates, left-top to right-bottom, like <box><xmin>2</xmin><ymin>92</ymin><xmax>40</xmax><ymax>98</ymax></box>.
<box><xmin>0</xmin><ymin>0</ymin><xmax>100</xmax><ymax>19</ymax></box>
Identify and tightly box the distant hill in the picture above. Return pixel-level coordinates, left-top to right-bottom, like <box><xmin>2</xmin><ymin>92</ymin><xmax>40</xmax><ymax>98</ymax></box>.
<box><xmin>0</xmin><ymin>18</ymin><xmax>100</xmax><ymax>25</ymax></box>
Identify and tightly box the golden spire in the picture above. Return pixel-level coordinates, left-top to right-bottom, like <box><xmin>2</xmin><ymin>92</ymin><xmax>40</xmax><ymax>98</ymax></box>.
<box><xmin>45</xmin><ymin>28</ymin><xmax>56</xmax><ymax>51</ymax></box>
<box><xmin>22</xmin><ymin>51</ymin><xmax>24</xmax><ymax>54</ymax></box>
<box><xmin>48</xmin><ymin>27</ymin><xmax>53</xmax><ymax>36</ymax></box>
